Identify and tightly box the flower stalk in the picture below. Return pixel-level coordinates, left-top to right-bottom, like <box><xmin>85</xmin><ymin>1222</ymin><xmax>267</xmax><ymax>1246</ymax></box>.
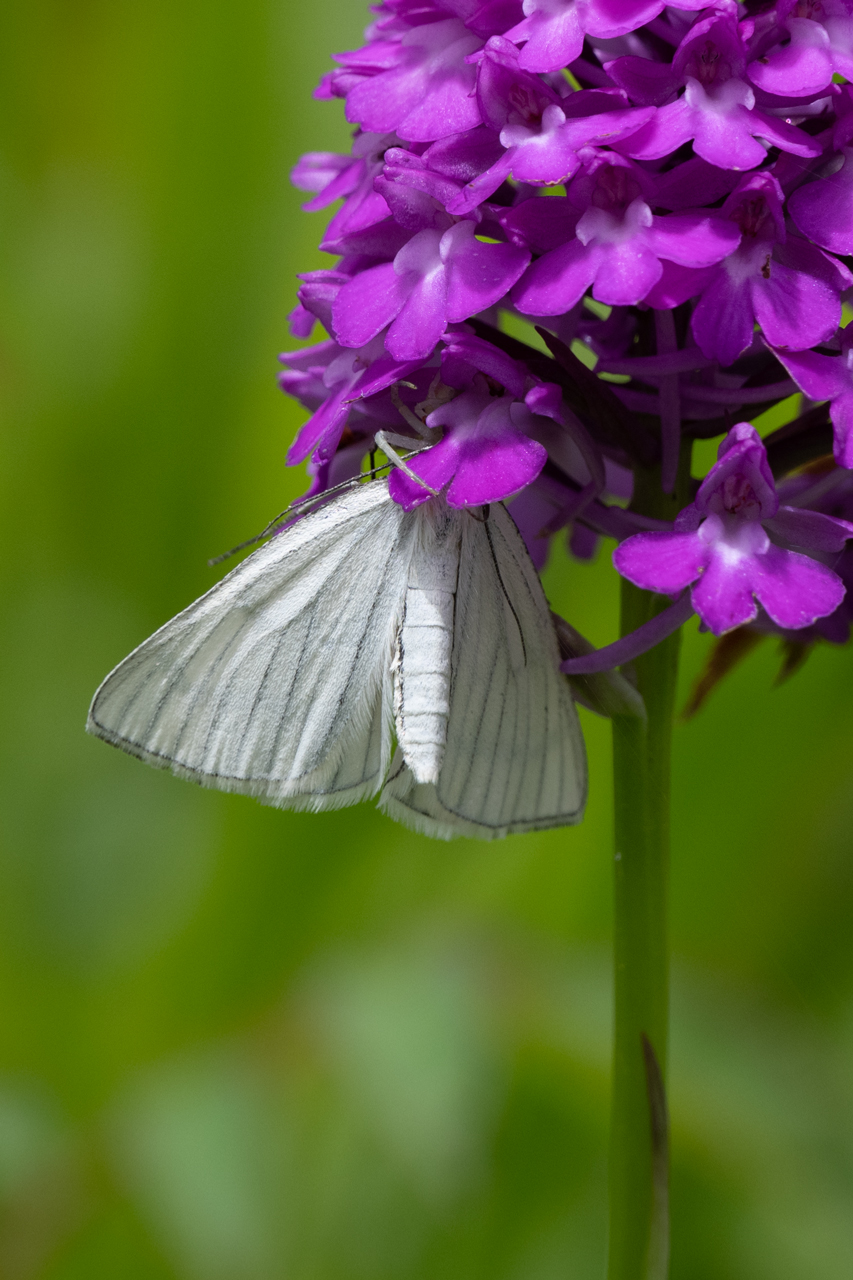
<box><xmin>609</xmin><ymin>585</ymin><xmax>679</xmax><ymax>1280</ymax></box>
<box><xmin>608</xmin><ymin>460</ymin><xmax>689</xmax><ymax>1280</ymax></box>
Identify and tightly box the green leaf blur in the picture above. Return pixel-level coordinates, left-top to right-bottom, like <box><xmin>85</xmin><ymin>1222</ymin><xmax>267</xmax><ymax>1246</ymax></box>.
<box><xmin>1</xmin><ymin>5</ymin><xmax>852</xmax><ymax>1277</ymax></box>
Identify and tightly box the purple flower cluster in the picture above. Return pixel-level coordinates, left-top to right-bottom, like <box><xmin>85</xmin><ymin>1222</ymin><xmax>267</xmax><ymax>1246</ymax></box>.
<box><xmin>282</xmin><ymin>0</ymin><xmax>853</xmax><ymax>659</ymax></box>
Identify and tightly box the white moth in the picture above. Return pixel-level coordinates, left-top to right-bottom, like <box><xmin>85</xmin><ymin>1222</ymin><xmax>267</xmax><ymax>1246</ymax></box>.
<box><xmin>87</xmin><ymin>478</ymin><xmax>587</xmax><ymax>839</ymax></box>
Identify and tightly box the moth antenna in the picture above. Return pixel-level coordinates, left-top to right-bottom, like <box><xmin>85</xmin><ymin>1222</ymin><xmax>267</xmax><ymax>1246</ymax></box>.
<box><xmin>207</xmin><ymin>450</ymin><xmax>430</xmax><ymax>566</ymax></box>
<box><xmin>208</xmin><ymin>530</ymin><xmax>274</xmax><ymax>567</ymax></box>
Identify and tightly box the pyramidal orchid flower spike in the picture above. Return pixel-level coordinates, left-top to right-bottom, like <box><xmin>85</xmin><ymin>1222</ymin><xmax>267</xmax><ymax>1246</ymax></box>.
<box><xmin>280</xmin><ymin>0</ymin><xmax>853</xmax><ymax>1274</ymax></box>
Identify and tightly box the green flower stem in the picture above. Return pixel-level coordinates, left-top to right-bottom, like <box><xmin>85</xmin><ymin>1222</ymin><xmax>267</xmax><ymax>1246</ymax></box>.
<box><xmin>606</xmin><ymin>462</ymin><xmax>689</xmax><ymax>1280</ymax></box>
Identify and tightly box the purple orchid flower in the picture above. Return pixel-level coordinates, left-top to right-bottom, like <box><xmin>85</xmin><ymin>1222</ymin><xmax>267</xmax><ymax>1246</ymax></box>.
<box><xmin>292</xmin><ymin>133</ymin><xmax>404</xmax><ymax>252</ymax></box>
<box><xmin>609</xmin><ymin>5</ymin><xmax>822</xmax><ymax>170</ymax></box>
<box><xmin>341</xmin><ymin>17</ymin><xmax>485</xmax><ymax>142</ymax></box>
<box><xmin>279</xmin><ymin>336</ymin><xmax>423</xmax><ymax>464</ymax></box>
<box><xmin>373</xmin><ymin>148</ymin><xmax>470</xmax><ymax>232</ymax></box>
<box><xmin>443</xmin><ymin>38</ymin><xmax>655</xmax><ymax>211</ymax></box>
<box><xmin>332</xmin><ymin>219</ymin><xmax>530</xmax><ymax>360</ymax></box>
<box><xmin>614</xmin><ymin>423</ymin><xmax>853</xmax><ymax>634</ymax></box>
<box><xmin>746</xmin><ymin>0</ymin><xmax>853</xmax><ymax>98</ymax></box>
<box><xmin>291</xmin><ymin>151</ymin><xmax>358</xmax><ymax>209</ymax></box>
<box><xmin>645</xmin><ymin>172</ymin><xmax>850</xmax><ymax>365</ymax></box>
<box><xmin>773</xmin><ymin>332</ymin><xmax>853</xmax><ymax>469</ymax></box>
<box><xmin>502</xmin><ymin>0</ymin><xmax>705</xmax><ymax>74</ymax></box>
<box><xmin>509</xmin><ymin>152</ymin><xmax>740</xmax><ymax>313</ymax></box>
<box><xmin>387</xmin><ymin>379</ymin><xmax>548</xmax><ymax>508</ymax></box>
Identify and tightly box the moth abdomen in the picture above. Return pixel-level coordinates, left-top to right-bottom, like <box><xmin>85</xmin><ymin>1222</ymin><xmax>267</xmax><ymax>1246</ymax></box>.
<box><xmin>393</xmin><ymin>512</ymin><xmax>461</xmax><ymax>786</ymax></box>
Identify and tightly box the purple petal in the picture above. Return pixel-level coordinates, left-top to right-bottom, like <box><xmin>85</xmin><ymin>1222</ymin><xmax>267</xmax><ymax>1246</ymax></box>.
<box><xmin>322</xmin><ymin>191</ymin><xmax>396</xmax><ymax>251</ymax></box>
<box><xmin>387</xmin><ymin>404</ymin><xmax>547</xmax><ymax>509</ymax></box>
<box><xmin>387</xmin><ymin>471</ymin><xmax>436</xmax><ymax>510</ymax></box>
<box><xmin>751</xmin><ymin>249</ymin><xmax>841</xmax><ymax>353</ymax></box>
<box><xmin>345</xmin><ymin>20</ymin><xmax>483</xmax><ymax>142</ymax></box>
<box><xmin>509</xmin><ymin>5</ymin><xmax>584</xmax><ymax>73</ymax></box>
<box><xmin>774</xmin><ymin>346</ymin><xmax>849</xmax><ymax>403</ymax></box>
<box><xmin>499</xmin><ymin>195</ymin><xmax>577</xmax><ymax>254</ymax></box>
<box><xmin>376</xmin><ymin>154</ymin><xmax>460</xmax><ymax>231</ymax></box>
<box><xmin>507</xmin><ymin>130</ymin><xmax>583</xmax><ymax>187</ymax></box>
<box><xmin>386</xmin><ymin>270</ymin><xmax>449</xmax><ymax>360</ymax></box>
<box><xmin>613</xmin><ymin>530</ymin><xmax>709</xmax><ymax>594</ymax></box>
<box><xmin>747</xmin><ymin>107</ymin><xmax>821</xmax><ymax>160</ymax></box>
<box><xmin>788</xmin><ymin>149</ymin><xmax>853</xmax><ymax>256</ymax></box>
<box><xmin>749</xmin><ymin>545</ymin><xmax>846</xmax><ymax>630</ymax></box>
<box><xmin>747</xmin><ymin>17</ymin><xmax>835</xmax><ymax>97</ymax></box>
<box><xmin>325</xmin><ymin>216</ymin><xmax>411</xmax><ymax>259</ymax></box>
<box><xmin>441</xmin><ymin>333</ymin><xmax>527</xmax><ymax>396</ymax></box>
<box><xmin>468</xmin><ymin>0</ymin><xmax>526</xmax><ymax>39</ymax></box>
<box><xmin>689</xmin><ymin>98</ymin><xmax>769</xmax><ymax>170</ymax></box>
<box><xmin>605</xmin><ymin>54</ymin><xmax>680</xmax><ymax>106</ymax></box>
<box><xmin>513</xmin><ymin>238</ymin><xmax>601</xmax><ymax>315</ymax></box>
<box><xmin>831</xmin><ymin>391</ymin><xmax>853</xmax><ymax>468</ymax></box>
<box><xmin>425</xmin><ymin>126</ymin><xmax>506</xmax><ymax>184</ymax></box>
<box><xmin>445</xmin><ymin>402</ymin><xmax>547</xmax><ymax>505</ymax></box>
<box><xmin>332</xmin><ymin>263</ymin><xmax>410</xmax><ymax>348</ymax></box>
<box><xmin>643</xmin><ymin>261</ymin><xmax>717</xmax><ymax>310</ymax></box>
<box><xmin>618</xmin><ymin>98</ymin><xmax>694</xmax><ymax>161</ymax></box>
<box><xmin>653</xmin><ymin>157</ymin><xmax>741</xmax><ymax>212</ymax></box>
<box><xmin>592</xmin><ymin>238</ymin><xmax>662</xmax><ymax>306</ymax></box>
<box><xmin>425</xmin><ymin>391</ymin><xmax>547</xmax><ymax>505</ymax></box>
<box><xmin>445</xmin><ymin>152</ymin><xmax>515</xmax><ymax>214</ymax></box>
<box><xmin>765</xmin><ymin>506</ymin><xmax>853</xmax><ymax>553</ymax></box>
<box><xmin>690</xmin><ymin>549</ymin><xmax>759</xmax><ymax>633</ymax></box>
<box><xmin>287</xmin><ymin>385</ymin><xmax>350</xmax><ymax>465</ymax></box>
<box><xmin>697</xmin><ymin>424</ymin><xmax>778</xmax><ymax>521</ymax></box>
<box><xmin>348</xmin><ymin>353</ymin><xmax>423</xmax><ymax>401</ymax></box>
<box><xmin>292</xmin><ymin>153</ymin><xmax>359</xmax><ymax>209</ymax></box>
<box><xmin>387</xmin><ymin>441</ymin><xmax>459</xmax><ymax>510</ymax></box>
<box><xmin>443</xmin><ymin>222</ymin><xmax>530</xmax><ymax>319</ymax></box>
<box><xmin>691</xmin><ymin>268</ymin><xmax>756</xmax><ymax>365</ymax></box>
<box><xmin>646</xmin><ymin>211</ymin><xmax>741</xmax><ymax>267</ymax></box>
<box><xmin>586</xmin><ymin>0</ymin><xmax>683</xmax><ymax>39</ymax></box>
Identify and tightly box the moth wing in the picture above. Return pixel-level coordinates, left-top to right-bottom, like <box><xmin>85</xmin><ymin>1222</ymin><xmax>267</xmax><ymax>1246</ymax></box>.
<box><xmin>87</xmin><ymin>480</ymin><xmax>414</xmax><ymax>809</ymax></box>
<box><xmin>381</xmin><ymin>501</ymin><xmax>587</xmax><ymax>838</ymax></box>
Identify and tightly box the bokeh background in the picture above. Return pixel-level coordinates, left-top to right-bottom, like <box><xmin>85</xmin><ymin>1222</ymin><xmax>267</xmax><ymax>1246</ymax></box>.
<box><xmin>1</xmin><ymin>3</ymin><xmax>852</xmax><ymax>1277</ymax></box>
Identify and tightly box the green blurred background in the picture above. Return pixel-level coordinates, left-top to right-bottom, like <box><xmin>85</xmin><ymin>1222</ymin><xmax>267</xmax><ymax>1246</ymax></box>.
<box><xmin>1</xmin><ymin>3</ymin><xmax>852</xmax><ymax>1277</ymax></box>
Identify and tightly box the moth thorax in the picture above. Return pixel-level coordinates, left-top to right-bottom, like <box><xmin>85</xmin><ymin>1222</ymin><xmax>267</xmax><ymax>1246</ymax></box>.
<box><xmin>393</xmin><ymin>534</ymin><xmax>459</xmax><ymax>786</ymax></box>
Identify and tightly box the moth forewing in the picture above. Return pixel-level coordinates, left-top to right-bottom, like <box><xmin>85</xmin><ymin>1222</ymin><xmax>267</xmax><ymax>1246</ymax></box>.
<box><xmin>392</xmin><ymin>505</ymin><xmax>462</xmax><ymax>785</ymax></box>
<box><xmin>87</xmin><ymin>479</ymin><xmax>415</xmax><ymax>807</ymax></box>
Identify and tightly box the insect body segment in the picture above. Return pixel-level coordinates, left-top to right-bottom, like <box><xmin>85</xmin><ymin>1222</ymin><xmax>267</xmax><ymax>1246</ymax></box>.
<box><xmin>393</xmin><ymin>512</ymin><xmax>462</xmax><ymax>785</ymax></box>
